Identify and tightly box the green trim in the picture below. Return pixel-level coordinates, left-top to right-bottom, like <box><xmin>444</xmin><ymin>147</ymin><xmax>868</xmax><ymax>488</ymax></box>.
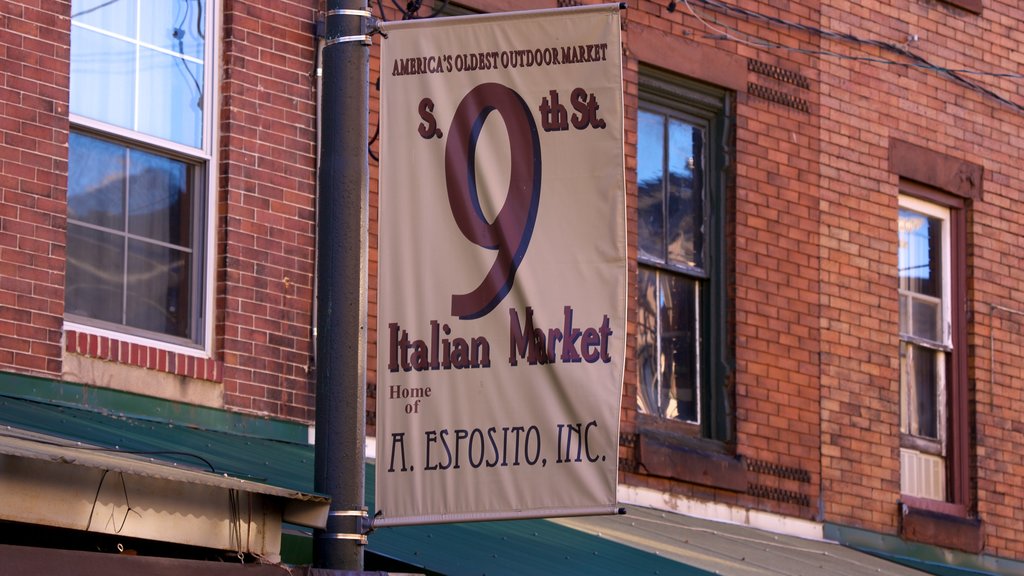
<box><xmin>280</xmin><ymin>531</ymin><xmax>314</xmax><ymax>566</ymax></box>
<box><xmin>0</xmin><ymin>372</ymin><xmax>308</xmax><ymax>444</ymax></box>
<box><xmin>824</xmin><ymin>523</ymin><xmax>1024</xmax><ymax>576</ymax></box>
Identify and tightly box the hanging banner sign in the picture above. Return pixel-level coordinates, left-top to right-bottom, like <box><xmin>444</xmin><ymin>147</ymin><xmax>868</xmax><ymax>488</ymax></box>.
<box><xmin>375</xmin><ymin>4</ymin><xmax>626</xmax><ymax>526</ymax></box>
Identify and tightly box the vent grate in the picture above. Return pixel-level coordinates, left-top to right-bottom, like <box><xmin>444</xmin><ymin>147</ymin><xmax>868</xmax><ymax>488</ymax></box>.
<box><xmin>748</xmin><ymin>59</ymin><xmax>810</xmax><ymax>89</ymax></box>
<box><xmin>747</xmin><ymin>484</ymin><xmax>811</xmax><ymax>507</ymax></box>
<box><xmin>748</xmin><ymin>82</ymin><xmax>810</xmax><ymax>113</ymax></box>
<box><xmin>746</xmin><ymin>458</ymin><xmax>812</xmax><ymax>483</ymax></box>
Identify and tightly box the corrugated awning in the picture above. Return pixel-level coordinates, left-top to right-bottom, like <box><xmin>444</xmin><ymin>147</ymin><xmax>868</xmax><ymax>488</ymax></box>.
<box><xmin>363</xmin><ymin>466</ymin><xmax>931</xmax><ymax>576</ymax></box>
<box><xmin>0</xmin><ymin>392</ymin><xmax>968</xmax><ymax>575</ymax></box>
<box><xmin>0</xmin><ymin>426</ymin><xmax>329</xmax><ymax>529</ymax></box>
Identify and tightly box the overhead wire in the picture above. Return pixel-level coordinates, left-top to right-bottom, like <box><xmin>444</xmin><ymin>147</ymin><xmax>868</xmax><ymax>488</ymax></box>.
<box><xmin>676</xmin><ymin>0</ymin><xmax>1024</xmax><ymax>113</ymax></box>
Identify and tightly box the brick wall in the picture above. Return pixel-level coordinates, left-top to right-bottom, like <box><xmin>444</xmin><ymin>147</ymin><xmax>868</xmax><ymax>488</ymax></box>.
<box><xmin>0</xmin><ymin>1</ymin><xmax>70</xmax><ymax>377</ymax></box>
<box><xmin>218</xmin><ymin>0</ymin><xmax>321</xmax><ymax>421</ymax></box>
<box><xmin>815</xmin><ymin>0</ymin><xmax>1024</xmax><ymax>553</ymax></box>
<box><xmin>5</xmin><ymin>0</ymin><xmax>1024</xmax><ymax>562</ymax></box>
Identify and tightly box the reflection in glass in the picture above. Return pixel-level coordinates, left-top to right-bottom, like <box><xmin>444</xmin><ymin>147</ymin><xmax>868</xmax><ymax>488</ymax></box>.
<box><xmin>128</xmin><ymin>149</ymin><xmax>191</xmax><ymax>246</ymax></box>
<box><xmin>636</xmin><ymin>267</ymin><xmax>700</xmax><ymax>423</ymax></box>
<box><xmin>898</xmin><ymin>208</ymin><xmax>941</xmax><ymax>298</ymax></box>
<box><xmin>637</xmin><ymin>110</ymin><xmax>665</xmax><ymax>263</ymax></box>
<box><xmin>140</xmin><ymin>0</ymin><xmax>205</xmax><ymax>59</ymax></box>
<box><xmin>661</xmin><ymin>273</ymin><xmax>699</xmax><ymax>423</ymax></box>
<box><xmin>138</xmin><ymin>47</ymin><xmax>204</xmax><ymax>147</ymax></box>
<box><xmin>66</xmin><ymin>131</ymin><xmax>198</xmax><ymax>341</ymax></box>
<box><xmin>666</xmin><ymin>119</ymin><xmax>704</xmax><ymax>269</ymax></box>
<box><xmin>70</xmin><ymin>26</ymin><xmax>135</xmax><ymax>129</ymax></box>
<box><xmin>66</xmin><ymin>225</ymin><xmax>125</xmax><ymax>325</ymax></box>
<box><xmin>68</xmin><ymin>132</ymin><xmax>126</xmax><ymax>229</ymax></box>
<box><xmin>126</xmin><ymin>240</ymin><xmax>190</xmax><ymax>338</ymax></box>
<box><xmin>637</xmin><ymin>268</ymin><xmax>660</xmax><ymax>415</ymax></box>
<box><xmin>900</xmin><ymin>342</ymin><xmax>939</xmax><ymax>440</ymax></box>
<box><xmin>71</xmin><ymin>0</ymin><xmax>136</xmax><ymax>39</ymax></box>
<box><xmin>71</xmin><ymin>0</ymin><xmax>206</xmax><ymax>147</ymax></box>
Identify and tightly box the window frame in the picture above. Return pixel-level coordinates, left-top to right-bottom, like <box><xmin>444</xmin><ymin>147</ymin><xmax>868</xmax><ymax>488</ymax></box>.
<box><xmin>65</xmin><ymin>0</ymin><xmax>219</xmax><ymax>354</ymax></box>
<box><xmin>897</xmin><ymin>182</ymin><xmax>970</xmax><ymax>512</ymax></box>
<box><xmin>635</xmin><ymin>68</ymin><xmax>732</xmax><ymax>444</ymax></box>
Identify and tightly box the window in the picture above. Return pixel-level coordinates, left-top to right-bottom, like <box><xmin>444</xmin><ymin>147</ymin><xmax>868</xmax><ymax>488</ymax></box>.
<box><xmin>636</xmin><ymin>71</ymin><xmax>731</xmax><ymax>442</ymax></box>
<box><xmin>898</xmin><ymin>189</ymin><xmax>968</xmax><ymax>508</ymax></box>
<box><xmin>67</xmin><ymin>0</ymin><xmax>214</xmax><ymax>347</ymax></box>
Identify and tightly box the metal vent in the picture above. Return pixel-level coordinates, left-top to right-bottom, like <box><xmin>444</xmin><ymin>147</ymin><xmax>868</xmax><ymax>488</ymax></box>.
<box><xmin>747</xmin><ymin>458</ymin><xmax>812</xmax><ymax>483</ymax></box>
<box><xmin>748</xmin><ymin>59</ymin><xmax>810</xmax><ymax>89</ymax></box>
<box><xmin>901</xmin><ymin>448</ymin><xmax>946</xmax><ymax>500</ymax></box>
<box><xmin>748</xmin><ymin>82</ymin><xmax>810</xmax><ymax>113</ymax></box>
<box><xmin>747</xmin><ymin>484</ymin><xmax>811</xmax><ymax>507</ymax></box>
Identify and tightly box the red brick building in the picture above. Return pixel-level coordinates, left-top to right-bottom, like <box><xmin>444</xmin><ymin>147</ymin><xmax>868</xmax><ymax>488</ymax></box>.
<box><xmin>1</xmin><ymin>0</ymin><xmax>1022</xmax><ymax>573</ymax></box>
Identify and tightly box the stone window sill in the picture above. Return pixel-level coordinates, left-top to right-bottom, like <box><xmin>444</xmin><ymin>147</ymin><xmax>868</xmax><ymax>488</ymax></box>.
<box><xmin>635</xmin><ymin>415</ymin><xmax>747</xmax><ymax>492</ymax></box>
<box><xmin>899</xmin><ymin>497</ymin><xmax>983</xmax><ymax>553</ymax></box>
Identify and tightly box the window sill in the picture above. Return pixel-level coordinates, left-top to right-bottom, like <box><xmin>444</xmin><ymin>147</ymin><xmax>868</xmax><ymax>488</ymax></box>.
<box><xmin>635</xmin><ymin>416</ymin><xmax>747</xmax><ymax>492</ymax></box>
<box><xmin>899</xmin><ymin>497</ymin><xmax>982</xmax><ymax>553</ymax></box>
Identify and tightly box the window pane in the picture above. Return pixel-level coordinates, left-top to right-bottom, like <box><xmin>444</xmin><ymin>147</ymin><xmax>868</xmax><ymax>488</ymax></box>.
<box><xmin>901</xmin><ymin>342</ymin><xmax>940</xmax><ymax>440</ymax></box>
<box><xmin>140</xmin><ymin>0</ymin><xmax>205</xmax><ymax>59</ymax></box>
<box><xmin>911</xmin><ymin>297</ymin><xmax>941</xmax><ymax>343</ymax></box>
<box><xmin>636</xmin><ymin>268</ymin><xmax>660</xmax><ymax>416</ymax></box>
<box><xmin>636</xmin><ymin>268</ymin><xmax>700</xmax><ymax>422</ymax></box>
<box><xmin>661</xmin><ymin>273</ymin><xmax>699</xmax><ymax>423</ymax></box>
<box><xmin>128</xmin><ymin>149</ymin><xmax>192</xmax><ymax>247</ymax></box>
<box><xmin>68</xmin><ymin>132</ymin><xmax>126</xmax><ymax>229</ymax></box>
<box><xmin>666</xmin><ymin>119</ymin><xmax>704</xmax><ymax>270</ymax></box>
<box><xmin>899</xmin><ymin>208</ymin><xmax>942</xmax><ymax>298</ymax></box>
<box><xmin>126</xmin><ymin>240</ymin><xmax>191</xmax><ymax>338</ymax></box>
<box><xmin>70</xmin><ymin>26</ymin><xmax>135</xmax><ymax>129</ymax></box>
<box><xmin>66</xmin><ymin>225</ymin><xmax>125</xmax><ymax>324</ymax></box>
<box><xmin>638</xmin><ymin>110</ymin><xmax>665</xmax><ymax>262</ymax></box>
<box><xmin>138</xmin><ymin>47</ymin><xmax>204</xmax><ymax>146</ymax></box>
<box><xmin>71</xmin><ymin>0</ymin><xmax>135</xmax><ymax>37</ymax></box>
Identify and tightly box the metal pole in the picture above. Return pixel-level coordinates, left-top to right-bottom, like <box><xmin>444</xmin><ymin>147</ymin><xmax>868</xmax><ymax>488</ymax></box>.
<box><xmin>314</xmin><ymin>0</ymin><xmax>369</xmax><ymax>570</ymax></box>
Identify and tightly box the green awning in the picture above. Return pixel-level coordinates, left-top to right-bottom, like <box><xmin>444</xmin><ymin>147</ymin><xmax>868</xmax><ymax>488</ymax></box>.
<box><xmin>0</xmin><ymin>392</ymin><xmax>993</xmax><ymax>575</ymax></box>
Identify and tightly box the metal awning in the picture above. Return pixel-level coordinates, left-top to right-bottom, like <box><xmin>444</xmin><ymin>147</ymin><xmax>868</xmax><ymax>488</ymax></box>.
<box><xmin>0</xmin><ymin>391</ymin><xmax>990</xmax><ymax>575</ymax></box>
<box><xmin>363</xmin><ymin>466</ymin><xmax>931</xmax><ymax>576</ymax></box>
<box><xmin>0</xmin><ymin>394</ymin><xmax>329</xmax><ymax>564</ymax></box>
<box><xmin>0</xmin><ymin>426</ymin><xmax>330</xmax><ymax>528</ymax></box>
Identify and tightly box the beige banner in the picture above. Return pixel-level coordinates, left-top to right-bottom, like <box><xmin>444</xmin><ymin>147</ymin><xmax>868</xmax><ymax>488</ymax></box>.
<box><xmin>376</xmin><ymin>4</ymin><xmax>626</xmax><ymax>526</ymax></box>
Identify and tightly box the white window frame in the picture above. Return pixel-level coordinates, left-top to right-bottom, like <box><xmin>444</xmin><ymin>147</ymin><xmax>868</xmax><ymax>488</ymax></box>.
<box><xmin>898</xmin><ymin>194</ymin><xmax>952</xmax><ymax>499</ymax></box>
<box><xmin>65</xmin><ymin>0</ymin><xmax>219</xmax><ymax>356</ymax></box>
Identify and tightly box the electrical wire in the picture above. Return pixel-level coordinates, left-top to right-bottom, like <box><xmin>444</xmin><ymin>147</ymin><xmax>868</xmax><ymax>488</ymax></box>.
<box><xmin>675</xmin><ymin>0</ymin><xmax>1024</xmax><ymax>113</ymax></box>
<box><xmin>70</xmin><ymin>0</ymin><xmax>122</xmax><ymax>20</ymax></box>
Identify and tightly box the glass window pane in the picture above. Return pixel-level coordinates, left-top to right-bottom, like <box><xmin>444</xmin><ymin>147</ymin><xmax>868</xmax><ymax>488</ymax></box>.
<box><xmin>66</xmin><ymin>224</ymin><xmax>125</xmax><ymax>324</ymax></box>
<box><xmin>911</xmin><ymin>297</ymin><xmax>941</xmax><ymax>343</ymax></box>
<box><xmin>71</xmin><ymin>0</ymin><xmax>135</xmax><ymax>37</ymax></box>
<box><xmin>638</xmin><ymin>110</ymin><xmax>665</xmax><ymax>262</ymax></box>
<box><xmin>902</xmin><ymin>343</ymin><xmax>940</xmax><ymax>440</ymax></box>
<box><xmin>666</xmin><ymin>119</ymin><xmax>704</xmax><ymax>270</ymax></box>
<box><xmin>128</xmin><ymin>149</ymin><xmax>192</xmax><ymax>247</ymax></box>
<box><xmin>140</xmin><ymin>0</ymin><xmax>205</xmax><ymax>59</ymax></box>
<box><xmin>68</xmin><ymin>132</ymin><xmax>126</xmax><ymax>229</ymax></box>
<box><xmin>898</xmin><ymin>208</ymin><xmax>942</xmax><ymax>298</ymax></box>
<box><xmin>137</xmin><ymin>47</ymin><xmax>204</xmax><ymax>146</ymax></box>
<box><xmin>661</xmin><ymin>273</ymin><xmax>699</xmax><ymax>423</ymax></box>
<box><xmin>70</xmin><ymin>26</ymin><xmax>136</xmax><ymax>129</ymax></box>
<box><xmin>636</xmin><ymin>268</ymin><xmax>660</xmax><ymax>416</ymax></box>
<box><xmin>126</xmin><ymin>240</ymin><xmax>191</xmax><ymax>338</ymax></box>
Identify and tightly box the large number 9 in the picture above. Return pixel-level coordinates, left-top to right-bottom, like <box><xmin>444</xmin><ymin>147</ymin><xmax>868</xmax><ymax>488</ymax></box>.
<box><xmin>445</xmin><ymin>83</ymin><xmax>542</xmax><ymax>320</ymax></box>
